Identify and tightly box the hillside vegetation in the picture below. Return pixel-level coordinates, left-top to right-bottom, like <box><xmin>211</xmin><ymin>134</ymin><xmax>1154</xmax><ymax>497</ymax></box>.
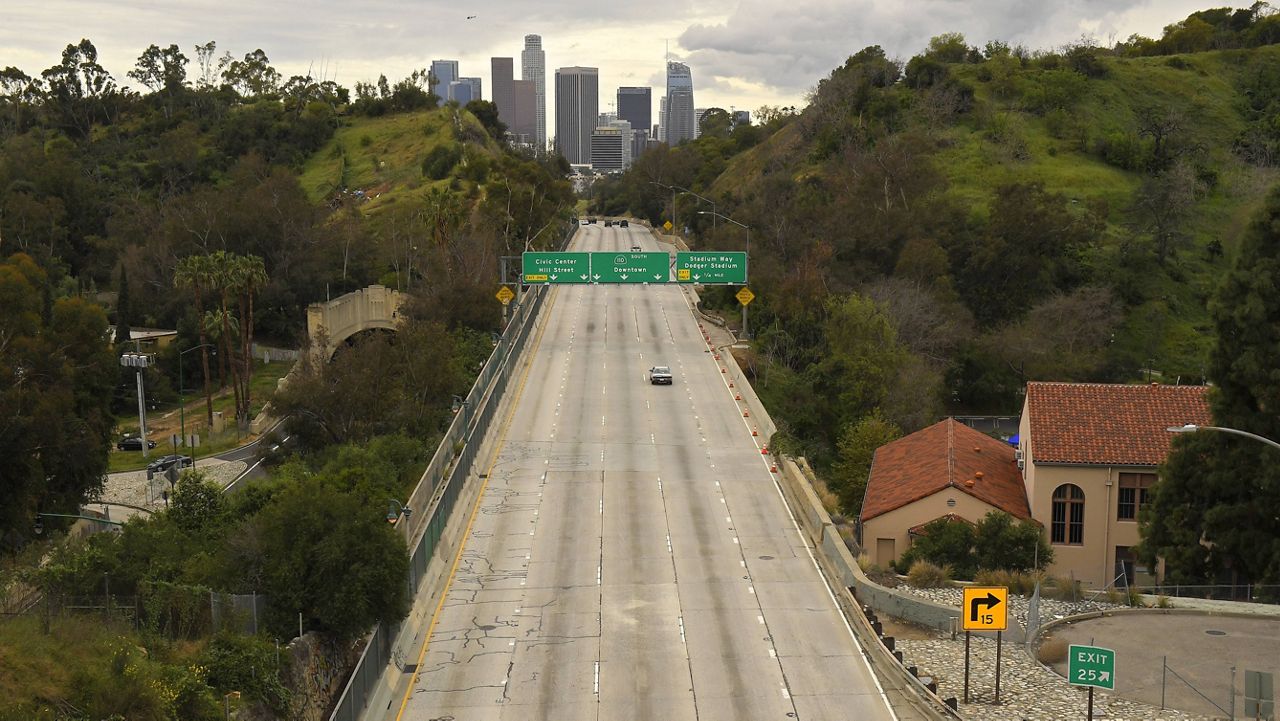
<box><xmin>593</xmin><ymin>7</ymin><xmax>1280</xmax><ymax>518</ymax></box>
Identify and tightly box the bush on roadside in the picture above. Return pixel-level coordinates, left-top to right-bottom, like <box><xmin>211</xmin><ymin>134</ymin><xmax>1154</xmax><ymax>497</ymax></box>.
<box><xmin>973</xmin><ymin>568</ymin><xmax>1038</xmax><ymax>595</ymax></box>
<box><xmin>1037</xmin><ymin>636</ymin><xmax>1069</xmax><ymax>664</ymax></box>
<box><xmin>907</xmin><ymin>560</ymin><xmax>953</xmax><ymax>588</ymax></box>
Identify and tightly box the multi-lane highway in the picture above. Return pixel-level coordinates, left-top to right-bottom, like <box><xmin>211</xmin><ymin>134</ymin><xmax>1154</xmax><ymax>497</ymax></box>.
<box><xmin>392</xmin><ymin>223</ymin><xmax>897</xmax><ymax>720</ymax></box>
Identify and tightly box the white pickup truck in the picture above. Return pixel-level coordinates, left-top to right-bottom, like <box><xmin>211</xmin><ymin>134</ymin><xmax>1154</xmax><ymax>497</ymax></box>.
<box><xmin>648</xmin><ymin>366</ymin><xmax>673</xmax><ymax>385</ymax></box>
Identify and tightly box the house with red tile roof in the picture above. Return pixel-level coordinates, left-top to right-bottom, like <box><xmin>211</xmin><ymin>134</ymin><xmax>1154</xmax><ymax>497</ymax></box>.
<box><xmin>1017</xmin><ymin>382</ymin><xmax>1211</xmax><ymax>588</ymax></box>
<box><xmin>859</xmin><ymin>418</ymin><xmax>1032</xmax><ymax>568</ymax></box>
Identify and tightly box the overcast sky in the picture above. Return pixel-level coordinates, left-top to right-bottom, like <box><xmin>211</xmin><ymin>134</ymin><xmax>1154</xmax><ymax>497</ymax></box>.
<box><xmin>3</xmin><ymin>0</ymin><xmax>1227</xmax><ymax>133</ymax></box>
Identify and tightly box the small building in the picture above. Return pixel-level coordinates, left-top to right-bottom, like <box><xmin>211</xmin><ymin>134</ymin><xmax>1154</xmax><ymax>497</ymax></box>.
<box><xmin>860</xmin><ymin>418</ymin><xmax>1032</xmax><ymax>568</ymax></box>
<box><xmin>1018</xmin><ymin>382</ymin><xmax>1211</xmax><ymax>588</ymax></box>
<box><xmin>112</xmin><ymin>327</ymin><xmax>178</xmax><ymax>350</ymax></box>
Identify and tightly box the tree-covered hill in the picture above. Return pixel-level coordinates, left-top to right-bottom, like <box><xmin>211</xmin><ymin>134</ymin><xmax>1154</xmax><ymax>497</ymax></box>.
<box><xmin>592</xmin><ymin>6</ymin><xmax>1280</xmax><ymax>510</ymax></box>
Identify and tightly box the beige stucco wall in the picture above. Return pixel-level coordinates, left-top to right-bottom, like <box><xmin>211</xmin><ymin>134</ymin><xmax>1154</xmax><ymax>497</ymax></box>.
<box><xmin>1024</xmin><ymin>463</ymin><xmax>1150</xmax><ymax>588</ymax></box>
<box><xmin>862</xmin><ymin>489</ymin><xmax>1007</xmax><ymax>568</ymax></box>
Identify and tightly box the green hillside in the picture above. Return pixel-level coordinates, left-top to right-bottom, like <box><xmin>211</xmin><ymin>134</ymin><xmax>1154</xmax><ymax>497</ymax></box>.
<box><xmin>299</xmin><ymin>107</ymin><xmax>502</xmax><ymax>209</ymax></box>
<box><xmin>592</xmin><ymin>28</ymin><xmax>1280</xmax><ymax>480</ymax></box>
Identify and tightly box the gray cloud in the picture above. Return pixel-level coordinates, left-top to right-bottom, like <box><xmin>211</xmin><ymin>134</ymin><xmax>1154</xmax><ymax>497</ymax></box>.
<box><xmin>679</xmin><ymin>0</ymin><xmax>1218</xmax><ymax>96</ymax></box>
<box><xmin>0</xmin><ymin>0</ymin><xmax>1233</xmax><ymax>134</ymax></box>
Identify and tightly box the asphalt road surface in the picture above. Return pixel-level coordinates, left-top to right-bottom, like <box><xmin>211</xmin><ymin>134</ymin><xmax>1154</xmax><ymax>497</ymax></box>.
<box><xmin>393</xmin><ymin>223</ymin><xmax>897</xmax><ymax>721</ymax></box>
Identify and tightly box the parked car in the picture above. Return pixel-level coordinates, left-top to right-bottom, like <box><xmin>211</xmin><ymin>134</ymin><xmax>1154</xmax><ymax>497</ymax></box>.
<box><xmin>117</xmin><ymin>435</ymin><xmax>157</xmax><ymax>451</ymax></box>
<box><xmin>631</xmin><ymin>244</ymin><xmax>642</xmax><ymax>251</ymax></box>
<box><xmin>648</xmin><ymin>366</ymin><xmax>673</xmax><ymax>385</ymax></box>
<box><xmin>147</xmin><ymin>454</ymin><xmax>193</xmax><ymax>475</ymax></box>
<box><xmin>604</xmin><ymin>220</ymin><xmax>613</xmax><ymax>227</ymax></box>
<box><xmin>619</xmin><ymin>219</ymin><xmax>629</xmax><ymax>227</ymax></box>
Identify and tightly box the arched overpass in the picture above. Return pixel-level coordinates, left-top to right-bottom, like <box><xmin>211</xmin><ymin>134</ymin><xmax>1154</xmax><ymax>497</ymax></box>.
<box><xmin>306</xmin><ymin>285</ymin><xmax>406</xmax><ymax>361</ymax></box>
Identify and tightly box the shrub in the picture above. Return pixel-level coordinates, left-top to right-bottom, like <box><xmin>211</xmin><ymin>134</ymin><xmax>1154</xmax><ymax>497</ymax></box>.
<box><xmin>1157</xmin><ymin>595</ymin><xmax>1172</xmax><ymax>608</ymax></box>
<box><xmin>973</xmin><ymin>511</ymin><xmax>1052</xmax><ymax>572</ymax></box>
<box><xmin>421</xmin><ymin>144</ymin><xmax>462</xmax><ymax>180</ymax></box>
<box><xmin>907</xmin><ymin>560</ymin><xmax>953</xmax><ymax>588</ymax></box>
<box><xmin>898</xmin><ymin>517</ymin><xmax>976</xmax><ymax>578</ymax></box>
<box><xmin>202</xmin><ymin>633</ymin><xmax>292</xmax><ymax>715</ymax></box>
<box><xmin>973</xmin><ymin>568</ymin><xmax>1038</xmax><ymax>595</ymax></box>
<box><xmin>1037</xmin><ymin>636</ymin><xmax>1069</xmax><ymax>664</ymax></box>
<box><xmin>1044</xmin><ymin>574</ymin><xmax>1080</xmax><ymax>601</ymax></box>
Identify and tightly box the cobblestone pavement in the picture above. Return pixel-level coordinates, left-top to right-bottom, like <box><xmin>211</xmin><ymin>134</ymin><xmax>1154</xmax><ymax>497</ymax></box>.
<box><xmin>893</xmin><ymin>584</ymin><xmax>1213</xmax><ymax>720</ymax></box>
<box><xmin>899</xmin><ymin>585</ymin><xmax>1131</xmax><ymax>634</ymax></box>
<box><xmin>899</xmin><ymin>633</ymin><xmax>1203</xmax><ymax>721</ymax></box>
<box><xmin>100</xmin><ymin>458</ymin><xmax>247</xmax><ymax>511</ymax></box>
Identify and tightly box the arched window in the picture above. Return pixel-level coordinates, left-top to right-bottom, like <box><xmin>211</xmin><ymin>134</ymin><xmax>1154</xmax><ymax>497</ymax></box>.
<box><xmin>1051</xmin><ymin>484</ymin><xmax>1085</xmax><ymax>545</ymax></box>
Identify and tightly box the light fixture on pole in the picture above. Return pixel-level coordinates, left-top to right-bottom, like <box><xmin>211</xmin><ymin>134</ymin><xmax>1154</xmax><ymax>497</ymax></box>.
<box><xmin>675</xmin><ymin>185</ymin><xmax>715</xmax><ymax>233</ymax></box>
<box><xmin>648</xmin><ymin>181</ymin><xmax>678</xmax><ymax>235</ymax></box>
<box><xmin>1166</xmin><ymin>423</ymin><xmax>1280</xmax><ymax>451</ymax></box>
<box><xmin>120</xmin><ymin>352</ymin><xmax>154</xmax><ymax>459</ymax></box>
<box><xmin>697</xmin><ymin>210</ymin><xmax>752</xmax><ymax>339</ymax></box>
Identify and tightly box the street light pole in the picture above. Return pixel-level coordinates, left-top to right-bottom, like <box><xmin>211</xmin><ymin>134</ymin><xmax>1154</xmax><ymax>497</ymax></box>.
<box><xmin>675</xmin><ymin>186</ymin><xmax>715</xmax><ymax>234</ymax></box>
<box><xmin>697</xmin><ymin>210</ymin><xmax>752</xmax><ymax>339</ymax></box>
<box><xmin>649</xmin><ymin>181</ymin><xmax>678</xmax><ymax>236</ymax></box>
<box><xmin>1166</xmin><ymin>423</ymin><xmax>1280</xmax><ymax>451</ymax></box>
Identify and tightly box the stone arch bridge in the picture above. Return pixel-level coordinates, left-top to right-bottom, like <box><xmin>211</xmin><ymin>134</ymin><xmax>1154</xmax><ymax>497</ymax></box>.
<box><xmin>307</xmin><ymin>285</ymin><xmax>406</xmax><ymax>362</ymax></box>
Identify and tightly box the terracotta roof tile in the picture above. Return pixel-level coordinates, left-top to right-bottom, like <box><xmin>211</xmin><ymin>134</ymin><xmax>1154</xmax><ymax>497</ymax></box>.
<box><xmin>907</xmin><ymin>513</ymin><xmax>974</xmax><ymax>535</ymax></box>
<box><xmin>1025</xmin><ymin>382</ymin><xmax>1211</xmax><ymax>466</ymax></box>
<box><xmin>861</xmin><ymin>419</ymin><xmax>1031</xmax><ymax>522</ymax></box>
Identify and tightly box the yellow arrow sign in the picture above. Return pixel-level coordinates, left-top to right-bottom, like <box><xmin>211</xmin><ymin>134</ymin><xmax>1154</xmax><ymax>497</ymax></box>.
<box><xmin>961</xmin><ymin>586</ymin><xmax>1008</xmax><ymax>631</ymax></box>
<box><xmin>735</xmin><ymin>287</ymin><xmax>756</xmax><ymax>306</ymax></box>
<box><xmin>495</xmin><ymin>286</ymin><xmax>515</xmax><ymax>305</ymax></box>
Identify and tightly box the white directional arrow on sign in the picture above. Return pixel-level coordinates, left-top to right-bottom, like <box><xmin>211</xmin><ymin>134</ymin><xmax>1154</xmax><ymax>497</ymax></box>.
<box><xmin>693</xmin><ymin>274</ymin><xmax>701</xmax><ymax>280</ymax></box>
<box><xmin>593</xmin><ymin>274</ymin><xmax>601</xmax><ymax>280</ymax></box>
<box><xmin>550</xmin><ymin>274</ymin><xmax>558</xmax><ymax>281</ymax></box>
<box><xmin>619</xmin><ymin>274</ymin><xmax>628</xmax><ymax>280</ymax></box>
<box><xmin>580</xmin><ymin>274</ymin><xmax>588</xmax><ymax>280</ymax></box>
<box><xmin>654</xmin><ymin>274</ymin><xmax>663</xmax><ymax>280</ymax></box>
<box><xmin>1099</xmin><ymin>672</ymin><xmax>1110</xmax><ymax>682</ymax></box>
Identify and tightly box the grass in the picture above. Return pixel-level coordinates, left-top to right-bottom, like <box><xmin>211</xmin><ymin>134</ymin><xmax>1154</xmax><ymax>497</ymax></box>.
<box><xmin>906</xmin><ymin>560</ymin><xmax>953</xmax><ymax>588</ymax></box>
<box><xmin>109</xmin><ymin>359</ymin><xmax>292</xmax><ymax>473</ymax></box>
<box><xmin>1037</xmin><ymin>636</ymin><xmax>1069</xmax><ymax>664</ymax></box>
<box><xmin>298</xmin><ymin>107</ymin><xmax>501</xmax><ymax>214</ymax></box>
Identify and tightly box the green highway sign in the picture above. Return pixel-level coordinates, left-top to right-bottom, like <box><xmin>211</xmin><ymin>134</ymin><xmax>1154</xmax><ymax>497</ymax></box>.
<box><xmin>522</xmin><ymin>252</ymin><xmax>591</xmax><ymax>284</ymax></box>
<box><xmin>1068</xmin><ymin>644</ymin><xmax>1116</xmax><ymax>690</ymax></box>
<box><xmin>676</xmin><ymin>252</ymin><xmax>748</xmax><ymax>284</ymax></box>
<box><xmin>589</xmin><ymin>252</ymin><xmax>670</xmax><ymax>283</ymax></box>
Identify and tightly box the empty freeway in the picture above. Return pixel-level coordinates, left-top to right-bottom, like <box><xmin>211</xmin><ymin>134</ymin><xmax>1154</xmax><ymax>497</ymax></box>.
<box><xmin>389</xmin><ymin>223</ymin><xmax>898</xmax><ymax>721</ymax></box>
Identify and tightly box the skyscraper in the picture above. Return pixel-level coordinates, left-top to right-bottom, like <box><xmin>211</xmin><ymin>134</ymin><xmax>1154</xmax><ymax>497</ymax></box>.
<box><xmin>665</xmin><ymin>61</ymin><xmax>695</xmax><ymax>146</ymax></box>
<box><xmin>554</xmin><ymin>66</ymin><xmax>598</xmax><ymax>165</ymax></box>
<box><xmin>431</xmin><ymin>60</ymin><xmax>459</xmax><ymax>104</ymax></box>
<box><xmin>617</xmin><ymin>86</ymin><xmax>651</xmax><ymax>159</ymax></box>
<box><xmin>521</xmin><ymin>35</ymin><xmax>546</xmax><ymax>150</ymax></box>
<box><xmin>511</xmin><ymin>79</ymin><xmax>537</xmax><ymax>145</ymax></box>
<box><xmin>491</xmin><ymin>57</ymin><xmax>514</xmax><ymax>126</ymax></box>
<box><xmin>591</xmin><ymin>120</ymin><xmax>632</xmax><ymax>172</ymax></box>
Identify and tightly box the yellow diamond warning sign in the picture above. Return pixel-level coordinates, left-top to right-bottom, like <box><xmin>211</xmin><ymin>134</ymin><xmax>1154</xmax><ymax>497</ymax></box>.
<box><xmin>663</xmin><ymin>220</ymin><xmax>673</xmax><ymax>231</ymax></box>
<box><xmin>495</xmin><ymin>286</ymin><xmax>515</xmax><ymax>305</ymax></box>
<box><xmin>735</xmin><ymin>287</ymin><xmax>756</xmax><ymax>306</ymax></box>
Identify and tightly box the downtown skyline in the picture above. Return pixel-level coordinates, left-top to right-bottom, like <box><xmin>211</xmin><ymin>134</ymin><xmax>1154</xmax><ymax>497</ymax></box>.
<box><xmin>2</xmin><ymin>0</ymin><xmax>1226</xmax><ymax>141</ymax></box>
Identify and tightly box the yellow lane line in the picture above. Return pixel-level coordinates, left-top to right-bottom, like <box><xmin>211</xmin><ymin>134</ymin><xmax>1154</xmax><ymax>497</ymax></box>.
<box><xmin>394</xmin><ymin>288</ymin><xmax>560</xmax><ymax>721</ymax></box>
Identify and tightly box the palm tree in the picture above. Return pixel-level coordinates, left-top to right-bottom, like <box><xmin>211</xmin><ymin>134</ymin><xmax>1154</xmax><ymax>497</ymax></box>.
<box><xmin>232</xmin><ymin>254</ymin><xmax>267</xmax><ymax>426</ymax></box>
<box><xmin>209</xmin><ymin>251</ymin><xmax>246</xmax><ymax>430</ymax></box>
<box><xmin>174</xmin><ymin>254</ymin><xmax>217</xmax><ymax>427</ymax></box>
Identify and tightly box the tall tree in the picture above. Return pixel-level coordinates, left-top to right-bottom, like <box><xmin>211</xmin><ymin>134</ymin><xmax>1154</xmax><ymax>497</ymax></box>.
<box><xmin>114</xmin><ymin>264</ymin><xmax>132</xmax><ymax>346</ymax></box>
<box><xmin>1142</xmin><ymin>186</ymin><xmax>1280</xmax><ymax>586</ymax></box>
<box><xmin>174</xmin><ymin>255</ymin><xmax>216</xmax><ymax>426</ymax></box>
<box><xmin>0</xmin><ymin>253</ymin><xmax>115</xmax><ymax>542</ymax></box>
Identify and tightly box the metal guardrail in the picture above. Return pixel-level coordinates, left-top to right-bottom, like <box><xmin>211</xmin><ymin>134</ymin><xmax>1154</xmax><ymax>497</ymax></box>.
<box><xmin>328</xmin><ymin>224</ymin><xmax>573</xmax><ymax>721</ymax></box>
